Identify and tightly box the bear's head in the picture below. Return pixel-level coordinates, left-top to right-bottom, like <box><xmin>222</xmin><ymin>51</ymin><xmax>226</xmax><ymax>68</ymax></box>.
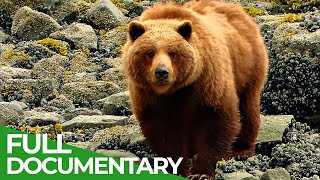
<box><xmin>122</xmin><ymin>19</ymin><xmax>203</xmax><ymax>94</ymax></box>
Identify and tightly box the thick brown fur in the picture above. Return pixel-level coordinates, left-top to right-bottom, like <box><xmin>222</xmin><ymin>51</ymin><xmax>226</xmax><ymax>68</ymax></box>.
<box><xmin>122</xmin><ymin>0</ymin><xmax>269</xmax><ymax>179</ymax></box>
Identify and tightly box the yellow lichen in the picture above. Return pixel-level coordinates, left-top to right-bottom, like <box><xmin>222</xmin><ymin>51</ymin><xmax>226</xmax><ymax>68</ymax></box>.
<box><xmin>281</xmin><ymin>30</ymin><xmax>297</xmax><ymax>38</ymax></box>
<box><xmin>20</xmin><ymin>51</ymin><xmax>30</xmax><ymax>59</ymax></box>
<box><xmin>3</xmin><ymin>50</ymin><xmax>15</xmax><ymax>59</ymax></box>
<box><xmin>280</xmin><ymin>13</ymin><xmax>301</xmax><ymax>23</ymax></box>
<box><xmin>29</xmin><ymin>125</ymin><xmax>43</xmax><ymax>134</ymax></box>
<box><xmin>76</xmin><ymin>129</ymin><xmax>84</xmax><ymax>134</ymax></box>
<box><xmin>84</xmin><ymin>0</ymin><xmax>97</xmax><ymax>3</ymax></box>
<box><xmin>48</xmin><ymin>133</ymin><xmax>57</xmax><ymax>140</ymax></box>
<box><xmin>37</xmin><ymin>38</ymin><xmax>68</xmax><ymax>56</ymax></box>
<box><xmin>81</xmin><ymin>47</ymin><xmax>91</xmax><ymax>56</ymax></box>
<box><xmin>267</xmin><ymin>0</ymin><xmax>320</xmax><ymax>10</ymax></box>
<box><xmin>243</xmin><ymin>5</ymin><xmax>267</xmax><ymax>17</ymax></box>
<box><xmin>111</xmin><ymin>0</ymin><xmax>125</xmax><ymax>9</ymax></box>
<box><xmin>64</xmin><ymin>71</ymin><xmax>73</xmax><ymax>76</ymax></box>
<box><xmin>99</xmin><ymin>29</ymin><xmax>108</xmax><ymax>35</ymax></box>
<box><xmin>265</xmin><ymin>18</ymin><xmax>276</xmax><ymax>22</ymax></box>
<box><xmin>54</xmin><ymin>123</ymin><xmax>63</xmax><ymax>133</ymax></box>
<box><xmin>20</xmin><ymin>124</ymin><xmax>27</xmax><ymax>132</ymax></box>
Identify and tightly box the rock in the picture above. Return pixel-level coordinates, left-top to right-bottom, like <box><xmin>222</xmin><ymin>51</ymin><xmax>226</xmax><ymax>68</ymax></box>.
<box><xmin>88</xmin><ymin>0</ymin><xmax>128</xmax><ymax>29</ymax></box>
<box><xmin>122</xmin><ymin>0</ymin><xmax>144</xmax><ymax>18</ymax></box>
<box><xmin>50</xmin><ymin>23</ymin><xmax>98</xmax><ymax>49</ymax></box>
<box><xmin>62</xmin><ymin>115</ymin><xmax>129</xmax><ymax>130</ymax></box>
<box><xmin>67</xmin><ymin>141</ymin><xmax>91</xmax><ymax>150</ymax></box>
<box><xmin>95</xmin><ymin>91</ymin><xmax>131</xmax><ymax>115</ymax></box>
<box><xmin>101</xmin><ymin>68</ymin><xmax>126</xmax><ymax>89</ymax></box>
<box><xmin>4</xmin><ymin>78</ymin><xmax>56</xmax><ymax>97</ymax></box>
<box><xmin>0</xmin><ymin>101</ymin><xmax>28</xmax><ymax>125</ymax></box>
<box><xmin>62</xmin><ymin>108</ymin><xmax>102</xmax><ymax>121</ymax></box>
<box><xmin>0</xmin><ymin>0</ymin><xmax>44</xmax><ymax>15</ymax></box>
<box><xmin>24</xmin><ymin>110</ymin><xmax>64</xmax><ymax>126</ymax></box>
<box><xmin>0</xmin><ymin>66</ymin><xmax>32</xmax><ymax>80</ymax></box>
<box><xmin>257</xmin><ymin>115</ymin><xmax>293</xmax><ymax>143</ymax></box>
<box><xmin>95</xmin><ymin>149</ymin><xmax>139</xmax><ymax>159</ymax></box>
<box><xmin>216</xmin><ymin>171</ymin><xmax>258</xmax><ymax>180</ymax></box>
<box><xmin>260</xmin><ymin>168</ymin><xmax>291</xmax><ymax>180</ymax></box>
<box><xmin>61</xmin><ymin>81</ymin><xmax>120</xmax><ymax>107</ymax></box>
<box><xmin>0</xmin><ymin>30</ymin><xmax>11</xmax><ymax>42</ymax></box>
<box><xmin>98</xmin><ymin>25</ymin><xmax>128</xmax><ymax>56</ymax></box>
<box><xmin>68</xmin><ymin>51</ymin><xmax>99</xmax><ymax>73</ymax></box>
<box><xmin>43</xmin><ymin>0</ymin><xmax>79</xmax><ymax>23</ymax></box>
<box><xmin>63</xmin><ymin>72</ymin><xmax>97</xmax><ymax>83</ymax></box>
<box><xmin>11</xmin><ymin>6</ymin><xmax>61</xmax><ymax>40</ymax></box>
<box><xmin>31</xmin><ymin>55</ymin><xmax>65</xmax><ymax>81</ymax></box>
<box><xmin>46</xmin><ymin>95</ymin><xmax>75</xmax><ymax>110</ymax></box>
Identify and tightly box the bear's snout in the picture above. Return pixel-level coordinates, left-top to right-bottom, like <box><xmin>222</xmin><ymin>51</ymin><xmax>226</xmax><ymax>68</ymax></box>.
<box><xmin>155</xmin><ymin>65</ymin><xmax>169</xmax><ymax>81</ymax></box>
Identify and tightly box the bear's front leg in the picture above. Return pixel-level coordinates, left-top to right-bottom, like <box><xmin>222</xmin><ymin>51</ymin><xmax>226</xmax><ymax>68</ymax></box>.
<box><xmin>188</xmin><ymin>99</ymin><xmax>241</xmax><ymax>179</ymax></box>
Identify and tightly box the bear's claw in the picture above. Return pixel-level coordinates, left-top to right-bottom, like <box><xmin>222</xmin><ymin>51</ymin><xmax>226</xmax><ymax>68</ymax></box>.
<box><xmin>187</xmin><ymin>174</ymin><xmax>212</xmax><ymax>180</ymax></box>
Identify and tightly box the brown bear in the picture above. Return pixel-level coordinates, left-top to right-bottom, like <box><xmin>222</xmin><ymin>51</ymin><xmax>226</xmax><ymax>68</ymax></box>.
<box><xmin>122</xmin><ymin>0</ymin><xmax>269</xmax><ymax>179</ymax></box>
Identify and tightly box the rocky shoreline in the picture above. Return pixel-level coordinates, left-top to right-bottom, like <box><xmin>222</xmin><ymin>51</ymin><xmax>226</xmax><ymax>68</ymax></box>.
<box><xmin>0</xmin><ymin>0</ymin><xmax>319</xmax><ymax>179</ymax></box>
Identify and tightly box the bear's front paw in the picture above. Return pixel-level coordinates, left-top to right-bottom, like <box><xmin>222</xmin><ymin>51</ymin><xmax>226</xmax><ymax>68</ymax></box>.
<box><xmin>186</xmin><ymin>174</ymin><xmax>214</xmax><ymax>180</ymax></box>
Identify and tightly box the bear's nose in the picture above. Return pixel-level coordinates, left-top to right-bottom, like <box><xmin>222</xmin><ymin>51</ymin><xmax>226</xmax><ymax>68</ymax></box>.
<box><xmin>155</xmin><ymin>66</ymin><xmax>169</xmax><ymax>80</ymax></box>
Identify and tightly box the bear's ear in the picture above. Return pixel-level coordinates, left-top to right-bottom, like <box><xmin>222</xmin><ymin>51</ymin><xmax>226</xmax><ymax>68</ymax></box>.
<box><xmin>128</xmin><ymin>21</ymin><xmax>145</xmax><ymax>41</ymax></box>
<box><xmin>177</xmin><ymin>20</ymin><xmax>192</xmax><ymax>40</ymax></box>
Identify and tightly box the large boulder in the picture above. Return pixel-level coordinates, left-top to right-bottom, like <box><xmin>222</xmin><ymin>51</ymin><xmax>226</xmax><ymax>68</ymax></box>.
<box><xmin>43</xmin><ymin>0</ymin><xmax>79</xmax><ymax>23</ymax></box>
<box><xmin>61</xmin><ymin>81</ymin><xmax>121</xmax><ymax>107</ymax></box>
<box><xmin>0</xmin><ymin>101</ymin><xmax>28</xmax><ymax>125</ymax></box>
<box><xmin>62</xmin><ymin>115</ymin><xmax>129</xmax><ymax>130</ymax></box>
<box><xmin>88</xmin><ymin>0</ymin><xmax>128</xmax><ymax>29</ymax></box>
<box><xmin>50</xmin><ymin>23</ymin><xmax>98</xmax><ymax>49</ymax></box>
<box><xmin>11</xmin><ymin>6</ymin><xmax>61</xmax><ymax>40</ymax></box>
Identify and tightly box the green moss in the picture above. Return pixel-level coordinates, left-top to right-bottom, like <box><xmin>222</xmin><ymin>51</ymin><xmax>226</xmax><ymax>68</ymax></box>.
<box><xmin>280</xmin><ymin>13</ymin><xmax>301</xmax><ymax>23</ymax></box>
<box><xmin>37</xmin><ymin>38</ymin><xmax>68</xmax><ymax>56</ymax></box>
<box><xmin>111</xmin><ymin>0</ymin><xmax>125</xmax><ymax>9</ymax></box>
<box><xmin>243</xmin><ymin>5</ymin><xmax>267</xmax><ymax>17</ymax></box>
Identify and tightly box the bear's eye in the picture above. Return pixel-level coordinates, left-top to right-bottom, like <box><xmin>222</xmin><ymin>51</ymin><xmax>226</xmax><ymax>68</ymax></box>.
<box><xmin>147</xmin><ymin>50</ymin><xmax>155</xmax><ymax>58</ymax></box>
<box><xmin>169</xmin><ymin>51</ymin><xmax>176</xmax><ymax>58</ymax></box>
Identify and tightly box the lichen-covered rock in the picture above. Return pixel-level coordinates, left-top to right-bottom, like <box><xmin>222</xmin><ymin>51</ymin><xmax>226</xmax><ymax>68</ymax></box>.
<box><xmin>50</xmin><ymin>23</ymin><xmax>98</xmax><ymax>49</ymax></box>
<box><xmin>46</xmin><ymin>95</ymin><xmax>75</xmax><ymax>110</ymax></box>
<box><xmin>98</xmin><ymin>25</ymin><xmax>128</xmax><ymax>57</ymax></box>
<box><xmin>260</xmin><ymin>168</ymin><xmax>291</xmax><ymax>180</ymax></box>
<box><xmin>62</xmin><ymin>108</ymin><xmax>102</xmax><ymax>121</ymax></box>
<box><xmin>0</xmin><ymin>101</ymin><xmax>28</xmax><ymax>125</ymax></box>
<box><xmin>215</xmin><ymin>171</ymin><xmax>258</xmax><ymax>180</ymax></box>
<box><xmin>257</xmin><ymin>115</ymin><xmax>293</xmax><ymax>143</ymax></box>
<box><xmin>68</xmin><ymin>51</ymin><xmax>99</xmax><ymax>73</ymax></box>
<box><xmin>95</xmin><ymin>149</ymin><xmax>140</xmax><ymax>159</ymax></box>
<box><xmin>0</xmin><ymin>66</ymin><xmax>32</xmax><ymax>80</ymax></box>
<box><xmin>0</xmin><ymin>30</ymin><xmax>11</xmax><ymax>43</ymax></box>
<box><xmin>11</xmin><ymin>6</ymin><xmax>61</xmax><ymax>40</ymax></box>
<box><xmin>31</xmin><ymin>56</ymin><xmax>66</xmax><ymax>82</ymax></box>
<box><xmin>24</xmin><ymin>110</ymin><xmax>64</xmax><ymax>126</ymax></box>
<box><xmin>2</xmin><ymin>78</ymin><xmax>57</xmax><ymax>107</ymax></box>
<box><xmin>88</xmin><ymin>0</ymin><xmax>128</xmax><ymax>29</ymax></box>
<box><xmin>43</xmin><ymin>0</ymin><xmax>79</xmax><ymax>23</ymax></box>
<box><xmin>63</xmin><ymin>72</ymin><xmax>97</xmax><ymax>83</ymax></box>
<box><xmin>101</xmin><ymin>68</ymin><xmax>126</xmax><ymax>89</ymax></box>
<box><xmin>95</xmin><ymin>91</ymin><xmax>131</xmax><ymax>115</ymax></box>
<box><xmin>61</xmin><ymin>81</ymin><xmax>120</xmax><ymax>107</ymax></box>
<box><xmin>0</xmin><ymin>0</ymin><xmax>44</xmax><ymax>15</ymax></box>
<box><xmin>62</xmin><ymin>115</ymin><xmax>129</xmax><ymax>130</ymax></box>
